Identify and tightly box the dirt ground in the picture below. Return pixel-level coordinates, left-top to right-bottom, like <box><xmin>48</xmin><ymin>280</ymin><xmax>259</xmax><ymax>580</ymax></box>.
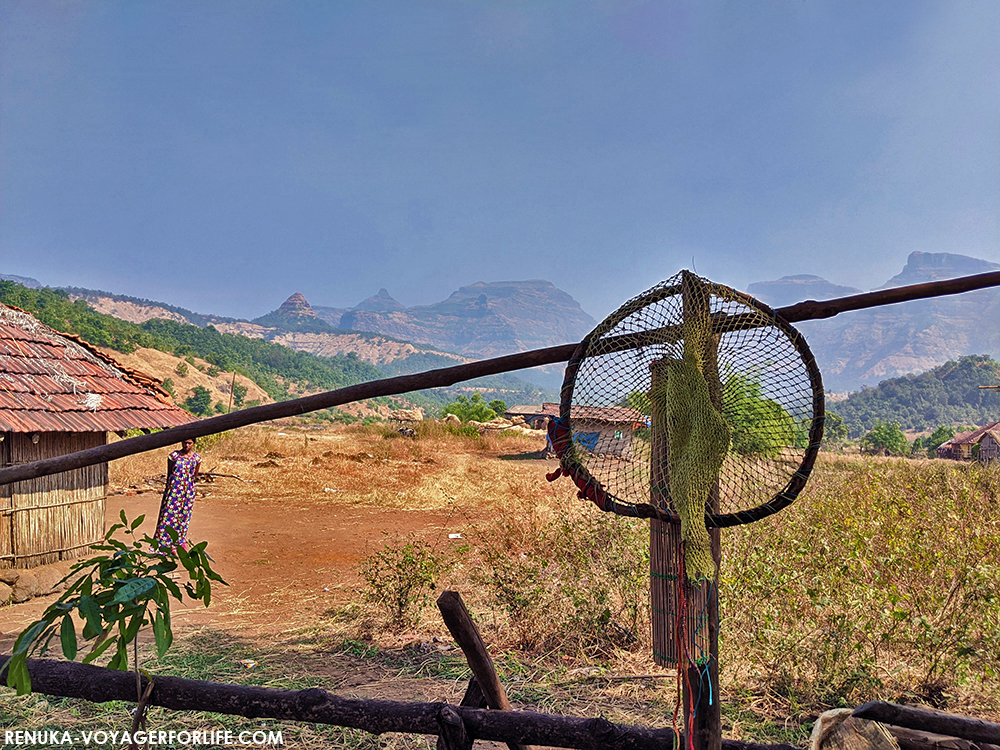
<box><xmin>1</xmin><ymin>427</ymin><xmax>559</xmax><ymax>629</ymax></box>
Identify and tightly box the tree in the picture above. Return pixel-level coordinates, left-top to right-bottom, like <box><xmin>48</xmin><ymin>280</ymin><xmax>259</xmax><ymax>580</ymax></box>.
<box><xmin>442</xmin><ymin>393</ymin><xmax>500</xmax><ymax>422</ymax></box>
<box><xmin>4</xmin><ymin>512</ymin><xmax>223</xmax><ymax>696</ymax></box>
<box><xmin>823</xmin><ymin>412</ymin><xmax>849</xmax><ymax>445</ymax></box>
<box><xmin>723</xmin><ymin>374</ymin><xmax>797</xmax><ymax>457</ymax></box>
<box><xmin>232</xmin><ymin>381</ymin><xmax>248</xmax><ymax>408</ymax></box>
<box><xmin>625</xmin><ymin>390</ymin><xmax>651</xmax><ymax>415</ymax></box>
<box><xmin>924</xmin><ymin>425</ymin><xmax>955</xmax><ymax>457</ymax></box>
<box><xmin>184</xmin><ymin>386</ymin><xmax>213</xmax><ymax>416</ymax></box>
<box><xmin>860</xmin><ymin>421</ymin><xmax>909</xmax><ymax>456</ymax></box>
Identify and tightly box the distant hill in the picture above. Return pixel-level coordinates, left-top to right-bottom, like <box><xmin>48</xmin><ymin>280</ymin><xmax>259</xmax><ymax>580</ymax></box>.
<box><xmin>750</xmin><ymin>251</ymin><xmax>1000</xmax><ymax>393</ymax></box>
<box><xmin>337</xmin><ymin>280</ymin><xmax>596</xmax><ymax>359</ymax></box>
<box><xmin>62</xmin><ymin>286</ymin><xmax>238</xmax><ymax>328</ymax></box>
<box><xmin>830</xmin><ymin>354</ymin><xmax>1000</xmax><ymax>434</ymax></box>
<box><xmin>0</xmin><ymin>274</ymin><xmax>42</xmax><ymax>289</ymax></box>
<box><xmin>747</xmin><ymin>275</ymin><xmax>862</xmax><ymax>310</ymax></box>
<box><xmin>0</xmin><ymin>280</ymin><xmax>552</xmax><ymax>414</ymax></box>
<box><xmin>0</xmin><ymin>282</ymin><xmax>386</xmax><ymax>404</ymax></box>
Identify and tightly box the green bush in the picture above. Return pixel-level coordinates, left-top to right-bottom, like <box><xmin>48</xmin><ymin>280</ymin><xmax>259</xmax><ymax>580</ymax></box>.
<box><xmin>184</xmin><ymin>386</ymin><xmax>213</xmax><ymax>416</ymax></box>
<box><xmin>359</xmin><ymin>535</ymin><xmax>446</xmax><ymax>629</ymax></box>
<box><xmin>470</xmin><ymin>504</ymin><xmax>648</xmax><ymax>653</ymax></box>
<box><xmin>442</xmin><ymin>393</ymin><xmax>503</xmax><ymax>422</ymax></box>
<box><xmin>860</xmin><ymin>420</ymin><xmax>909</xmax><ymax>455</ymax></box>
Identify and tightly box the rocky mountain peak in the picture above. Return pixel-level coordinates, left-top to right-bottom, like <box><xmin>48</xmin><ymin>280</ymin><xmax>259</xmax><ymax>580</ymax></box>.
<box><xmin>277</xmin><ymin>292</ymin><xmax>316</xmax><ymax>318</ymax></box>
<box><xmin>354</xmin><ymin>288</ymin><xmax>406</xmax><ymax>313</ymax></box>
<box><xmin>880</xmin><ymin>251</ymin><xmax>1000</xmax><ymax>288</ymax></box>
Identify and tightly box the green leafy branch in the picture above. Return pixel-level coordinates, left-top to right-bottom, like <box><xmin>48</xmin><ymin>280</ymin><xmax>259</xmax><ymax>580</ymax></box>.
<box><xmin>2</xmin><ymin>511</ymin><xmax>226</xmax><ymax>695</ymax></box>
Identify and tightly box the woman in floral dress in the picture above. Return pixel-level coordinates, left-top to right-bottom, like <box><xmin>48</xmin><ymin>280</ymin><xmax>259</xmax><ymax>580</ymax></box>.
<box><xmin>154</xmin><ymin>439</ymin><xmax>201</xmax><ymax>551</ymax></box>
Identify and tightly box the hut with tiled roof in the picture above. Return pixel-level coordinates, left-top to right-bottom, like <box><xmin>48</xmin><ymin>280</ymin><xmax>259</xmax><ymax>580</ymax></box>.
<box><xmin>0</xmin><ymin>305</ymin><xmax>193</xmax><ymax>568</ymax></box>
<box><xmin>540</xmin><ymin>402</ymin><xmax>646</xmax><ymax>457</ymax></box>
<box><xmin>936</xmin><ymin>422</ymin><xmax>1000</xmax><ymax>461</ymax></box>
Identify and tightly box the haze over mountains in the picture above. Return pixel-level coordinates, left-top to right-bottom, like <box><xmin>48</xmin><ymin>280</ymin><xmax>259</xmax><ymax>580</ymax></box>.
<box><xmin>5</xmin><ymin>251</ymin><xmax>1000</xmax><ymax>396</ymax></box>
<box><xmin>749</xmin><ymin>252</ymin><xmax>1000</xmax><ymax>393</ymax></box>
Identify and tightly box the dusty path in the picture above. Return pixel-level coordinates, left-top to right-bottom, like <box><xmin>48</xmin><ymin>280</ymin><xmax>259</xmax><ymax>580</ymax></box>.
<box><xmin>0</xmin><ymin>491</ymin><xmax>477</xmax><ymax>644</ymax></box>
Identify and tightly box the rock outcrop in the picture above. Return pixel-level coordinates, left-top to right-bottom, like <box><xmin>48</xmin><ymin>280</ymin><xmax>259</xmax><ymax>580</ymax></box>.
<box><xmin>276</xmin><ymin>292</ymin><xmax>317</xmax><ymax>318</ymax></box>
<box><xmin>337</xmin><ymin>280</ymin><xmax>596</xmax><ymax>359</ymax></box>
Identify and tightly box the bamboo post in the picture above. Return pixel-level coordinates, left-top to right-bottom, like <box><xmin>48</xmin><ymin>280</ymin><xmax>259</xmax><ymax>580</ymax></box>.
<box><xmin>658</xmin><ymin>273</ymin><xmax>719</xmax><ymax>750</ymax></box>
<box><xmin>437</xmin><ymin>590</ymin><xmax>532</xmax><ymax>750</ymax></box>
<box><xmin>649</xmin><ymin>359</ymin><xmax>680</xmax><ymax>666</ymax></box>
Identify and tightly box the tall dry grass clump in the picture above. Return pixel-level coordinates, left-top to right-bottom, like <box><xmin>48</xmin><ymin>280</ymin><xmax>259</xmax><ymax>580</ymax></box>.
<box><xmin>465</xmin><ymin>498</ymin><xmax>650</xmax><ymax>653</ymax></box>
<box><xmin>721</xmin><ymin>455</ymin><xmax>1000</xmax><ymax>711</ymax></box>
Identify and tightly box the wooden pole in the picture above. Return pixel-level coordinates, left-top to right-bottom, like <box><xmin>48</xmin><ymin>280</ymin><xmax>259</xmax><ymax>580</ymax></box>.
<box><xmin>437</xmin><ymin>590</ymin><xmax>531</xmax><ymax>750</ymax></box>
<box><xmin>227</xmin><ymin>371</ymin><xmax>237</xmax><ymax>414</ymax></box>
<box><xmin>0</xmin><ymin>655</ymin><xmax>810</xmax><ymax>750</ymax></box>
<box><xmin>4</xmin><ymin>270</ymin><xmax>1000</xmax><ymax>488</ymax></box>
<box><xmin>649</xmin><ymin>359</ymin><xmax>680</xmax><ymax>667</ymax></box>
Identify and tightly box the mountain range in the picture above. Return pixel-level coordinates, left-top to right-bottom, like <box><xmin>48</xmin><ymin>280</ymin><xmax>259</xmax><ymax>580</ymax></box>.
<box><xmin>6</xmin><ymin>251</ymin><xmax>1000</xmax><ymax>396</ymax></box>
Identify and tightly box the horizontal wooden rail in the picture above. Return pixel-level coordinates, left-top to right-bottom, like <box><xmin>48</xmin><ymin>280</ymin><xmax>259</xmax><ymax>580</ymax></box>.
<box><xmin>853</xmin><ymin>701</ymin><xmax>1000</xmax><ymax>745</ymax></box>
<box><xmin>0</xmin><ymin>656</ymin><xmax>797</xmax><ymax>750</ymax></box>
<box><xmin>2</xmin><ymin>269</ymin><xmax>999</xmax><ymax>488</ymax></box>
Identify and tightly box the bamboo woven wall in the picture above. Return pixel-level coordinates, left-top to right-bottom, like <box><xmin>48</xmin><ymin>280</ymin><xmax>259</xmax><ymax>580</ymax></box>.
<box><xmin>0</xmin><ymin>432</ymin><xmax>107</xmax><ymax>568</ymax></box>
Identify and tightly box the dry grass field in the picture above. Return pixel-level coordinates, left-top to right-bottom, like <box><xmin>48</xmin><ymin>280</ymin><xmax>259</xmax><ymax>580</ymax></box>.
<box><xmin>0</xmin><ymin>423</ymin><xmax>998</xmax><ymax>748</ymax></box>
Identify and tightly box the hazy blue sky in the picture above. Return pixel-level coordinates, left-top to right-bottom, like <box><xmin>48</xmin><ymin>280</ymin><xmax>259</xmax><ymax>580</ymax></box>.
<box><xmin>2</xmin><ymin>1</ymin><xmax>997</xmax><ymax>321</ymax></box>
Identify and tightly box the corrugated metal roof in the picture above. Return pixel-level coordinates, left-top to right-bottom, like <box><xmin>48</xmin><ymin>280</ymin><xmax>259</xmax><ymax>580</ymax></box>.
<box><xmin>0</xmin><ymin>305</ymin><xmax>195</xmax><ymax>433</ymax></box>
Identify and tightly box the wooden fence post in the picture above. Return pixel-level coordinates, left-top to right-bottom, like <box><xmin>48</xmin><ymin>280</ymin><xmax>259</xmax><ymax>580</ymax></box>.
<box><xmin>437</xmin><ymin>590</ymin><xmax>532</xmax><ymax>750</ymax></box>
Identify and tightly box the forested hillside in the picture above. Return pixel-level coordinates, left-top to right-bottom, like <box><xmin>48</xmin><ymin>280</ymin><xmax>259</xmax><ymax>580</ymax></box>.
<box><xmin>0</xmin><ymin>282</ymin><xmax>550</xmax><ymax>412</ymax></box>
<box><xmin>830</xmin><ymin>355</ymin><xmax>1000</xmax><ymax>434</ymax></box>
<box><xmin>0</xmin><ymin>282</ymin><xmax>384</xmax><ymax>401</ymax></box>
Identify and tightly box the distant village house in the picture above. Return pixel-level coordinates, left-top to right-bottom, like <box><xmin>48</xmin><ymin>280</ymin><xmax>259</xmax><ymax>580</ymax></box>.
<box><xmin>525</xmin><ymin>402</ymin><xmax>645</xmax><ymax>458</ymax></box>
<box><xmin>936</xmin><ymin>421</ymin><xmax>1000</xmax><ymax>462</ymax></box>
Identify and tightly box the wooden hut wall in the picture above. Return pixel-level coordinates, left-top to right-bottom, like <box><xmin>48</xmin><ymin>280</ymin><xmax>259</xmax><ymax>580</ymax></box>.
<box><xmin>3</xmin><ymin>432</ymin><xmax>107</xmax><ymax>568</ymax></box>
<box><xmin>980</xmin><ymin>433</ymin><xmax>1000</xmax><ymax>465</ymax></box>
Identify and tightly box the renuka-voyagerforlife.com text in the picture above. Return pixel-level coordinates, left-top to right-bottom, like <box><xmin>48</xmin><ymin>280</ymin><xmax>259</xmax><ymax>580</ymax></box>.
<box><xmin>3</xmin><ymin>729</ymin><xmax>285</xmax><ymax>747</ymax></box>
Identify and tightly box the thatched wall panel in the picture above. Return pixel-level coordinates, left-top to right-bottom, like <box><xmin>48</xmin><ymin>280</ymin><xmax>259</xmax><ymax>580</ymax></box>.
<box><xmin>3</xmin><ymin>432</ymin><xmax>107</xmax><ymax>568</ymax></box>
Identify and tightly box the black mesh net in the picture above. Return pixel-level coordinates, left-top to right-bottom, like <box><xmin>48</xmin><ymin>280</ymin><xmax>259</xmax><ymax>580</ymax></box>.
<box><xmin>551</xmin><ymin>271</ymin><xmax>824</xmax><ymax>528</ymax></box>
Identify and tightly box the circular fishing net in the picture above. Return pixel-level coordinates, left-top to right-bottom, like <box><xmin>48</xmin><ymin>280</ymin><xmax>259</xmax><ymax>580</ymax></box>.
<box><xmin>548</xmin><ymin>271</ymin><xmax>824</xmax><ymax>531</ymax></box>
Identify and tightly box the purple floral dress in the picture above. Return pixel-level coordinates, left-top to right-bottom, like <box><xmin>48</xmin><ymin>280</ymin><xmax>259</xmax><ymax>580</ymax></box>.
<box><xmin>154</xmin><ymin>450</ymin><xmax>200</xmax><ymax>551</ymax></box>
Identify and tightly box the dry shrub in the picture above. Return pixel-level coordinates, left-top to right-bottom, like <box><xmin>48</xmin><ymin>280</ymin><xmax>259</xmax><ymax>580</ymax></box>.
<box><xmin>465</xmin><ymin>498</ymin><xmax>650</xmax><ymax>654</ymax></box>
